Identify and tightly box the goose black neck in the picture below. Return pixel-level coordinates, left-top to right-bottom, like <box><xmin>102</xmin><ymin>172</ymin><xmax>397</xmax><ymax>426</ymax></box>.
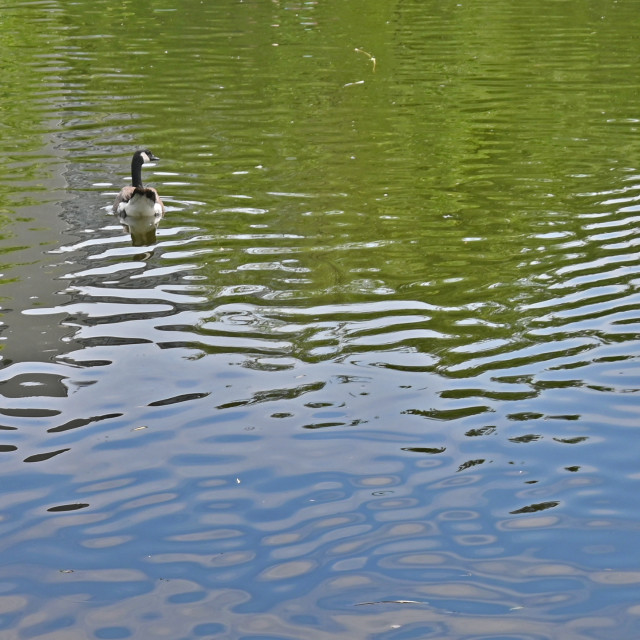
<box><xmin>131</xmin><ymin>156</ymin><xmax>144</xmax><ymax>188</ymax></box>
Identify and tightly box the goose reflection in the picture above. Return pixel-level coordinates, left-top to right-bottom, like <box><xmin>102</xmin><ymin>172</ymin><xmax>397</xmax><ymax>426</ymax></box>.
<box><xmin>113</xmin><ymin>149</ymin><xmax>164</xmax><ymax>246</ymax></box>
<box><xmin>118</xmin><ymin>214</ymin><xmax>161</xmax><ymax>247</ymax></box>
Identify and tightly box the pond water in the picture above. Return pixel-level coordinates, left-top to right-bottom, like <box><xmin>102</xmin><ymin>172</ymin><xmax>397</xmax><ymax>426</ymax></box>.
<box><xmin>1</xmin><ymin>1</ymin><xmax>640</xmax><ymax>638</ymax></box>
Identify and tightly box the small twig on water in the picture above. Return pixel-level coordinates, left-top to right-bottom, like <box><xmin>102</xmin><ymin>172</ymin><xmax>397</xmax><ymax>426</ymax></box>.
<box><xmin>355</xmin><ymin>600</ymin><xmax>427</xmax><ymax>606</ymax></box>
<box><xmin>355</xmin><ymin>48</ymin><xmax>377</xmax><ymax>72</ymax></box>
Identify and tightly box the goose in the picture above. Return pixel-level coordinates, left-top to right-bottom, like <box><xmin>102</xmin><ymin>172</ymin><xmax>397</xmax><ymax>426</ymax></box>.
<box><xmin>113</xmin><ymin>149</ymin><xmax>164</xmax><ymax>219</ymax></box>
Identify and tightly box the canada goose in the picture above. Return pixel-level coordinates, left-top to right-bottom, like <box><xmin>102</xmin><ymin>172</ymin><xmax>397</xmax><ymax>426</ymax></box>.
<box><xmin>113</xmin><ymin>149</ymin><xmax>164</xmax><ymax>219</ymax></box>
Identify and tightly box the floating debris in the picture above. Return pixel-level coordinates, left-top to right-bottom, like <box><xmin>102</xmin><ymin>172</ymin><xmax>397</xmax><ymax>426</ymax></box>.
<box><xmin>355</xmin><ymin>599</ymin><xmax>427</xmax><ymax>606</ymax></box>
<box><xmin>355</xmin><ymin>47</ymin><xmax>377</xmax><ymax>71</ymax></box>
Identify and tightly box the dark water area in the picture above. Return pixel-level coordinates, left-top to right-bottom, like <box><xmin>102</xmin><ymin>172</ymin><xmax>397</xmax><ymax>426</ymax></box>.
<box><xmin>1</xmin><ymin>1</ymin><xmax>640</xmax><ymax>638</ymax></box>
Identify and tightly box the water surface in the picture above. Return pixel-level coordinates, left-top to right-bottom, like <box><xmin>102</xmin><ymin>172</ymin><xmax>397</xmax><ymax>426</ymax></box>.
<box><xmin>1</xmin><ymin>1</ymin><xmax>640</xmax><ymax>638</ymax></box>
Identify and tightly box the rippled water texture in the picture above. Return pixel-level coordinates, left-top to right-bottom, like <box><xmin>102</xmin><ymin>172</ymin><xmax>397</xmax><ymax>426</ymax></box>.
<box><xmin>1</xmin><ymin>1</ymin><xmax>640</xmax><ymax>638</ymax></box>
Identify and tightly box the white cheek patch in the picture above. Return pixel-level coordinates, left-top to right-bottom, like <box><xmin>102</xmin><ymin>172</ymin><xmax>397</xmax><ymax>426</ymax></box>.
<box><xmin>141</xmin><ymin>152</ymin><xmax>151</xmax><ymax>164</ymax></box>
